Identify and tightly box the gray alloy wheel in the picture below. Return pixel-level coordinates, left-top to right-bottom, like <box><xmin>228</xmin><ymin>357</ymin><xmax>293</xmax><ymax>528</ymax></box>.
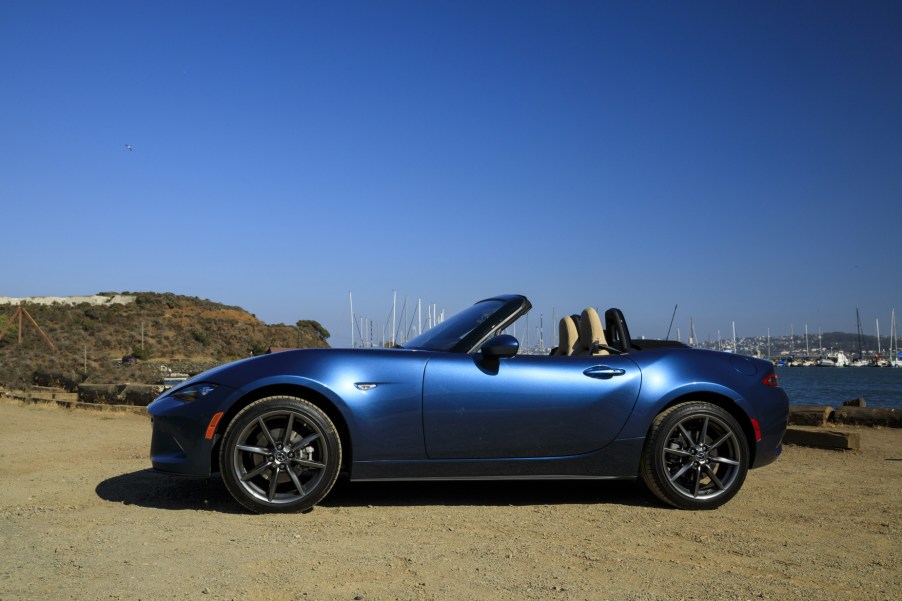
<box><xmin>640</xmin><ymin>401</ymin><xmax>748</xmax><ymax>510</ymax></box>
<box><xmin>220</xmin><ymin>396</ymin><xmax>342</xmax><ymax>513</ymax></box>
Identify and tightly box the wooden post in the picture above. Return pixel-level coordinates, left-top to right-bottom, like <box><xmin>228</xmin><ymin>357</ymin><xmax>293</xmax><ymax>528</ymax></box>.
<box><xmin>0</xmin><ymin>304</ymin><xmax>56</xmax><ymax>351</ymax></box>
<box><xmin>0</xmin><ymin>305</ymin><xmax>22</xmax><ymax>342</ymax></box>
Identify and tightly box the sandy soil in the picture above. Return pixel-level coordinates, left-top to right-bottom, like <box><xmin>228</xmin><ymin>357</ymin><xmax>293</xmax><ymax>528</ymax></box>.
<box><xmin>0</xmin><ymin>400</ymin><xmax>899</xmax><ymax>601</ymax></box>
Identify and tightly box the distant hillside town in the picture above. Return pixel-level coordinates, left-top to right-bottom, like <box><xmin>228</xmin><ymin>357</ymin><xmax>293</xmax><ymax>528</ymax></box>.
<box><xmin>693</xmin><ymin>331</ymin><xmax>900</xmax><ymax>366</ymax></box>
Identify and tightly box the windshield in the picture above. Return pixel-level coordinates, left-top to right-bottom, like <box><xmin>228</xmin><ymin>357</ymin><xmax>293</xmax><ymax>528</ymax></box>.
<box><xmin>403</xmin><ymin>296</ymin><xmax>529</xmax><ymax>353</ymax></box>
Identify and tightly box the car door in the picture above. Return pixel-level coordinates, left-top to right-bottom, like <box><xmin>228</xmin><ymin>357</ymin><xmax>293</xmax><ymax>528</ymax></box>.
<box><xmin>422</xmin><ymin>353</ymin><xmax>641</xmax><ymax>459</ymax></box>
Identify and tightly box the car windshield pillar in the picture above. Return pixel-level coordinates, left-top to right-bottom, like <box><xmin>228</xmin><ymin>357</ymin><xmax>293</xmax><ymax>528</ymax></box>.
<box><xmin>403</xmin><ymin>295</ymin><xmax>530</xmax><ymax>353</ymax></box>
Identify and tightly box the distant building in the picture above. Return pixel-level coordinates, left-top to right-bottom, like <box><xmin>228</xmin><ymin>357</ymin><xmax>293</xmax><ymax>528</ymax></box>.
<box><xmin>161</xmin><ymin>373</ymin><xmax>190</xmax><ymax>390</ymax></box>
<box><xmin>265</xmin><ymin>347</ymin><xmax>297</xmax><ymax>354</ymax></box>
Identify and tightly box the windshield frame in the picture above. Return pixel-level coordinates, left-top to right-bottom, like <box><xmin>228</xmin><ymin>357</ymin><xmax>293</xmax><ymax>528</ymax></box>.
<box><xmin>402</xmin><ymin>295</ymin><xmax>531</xmax><ymax>353</ymax></box>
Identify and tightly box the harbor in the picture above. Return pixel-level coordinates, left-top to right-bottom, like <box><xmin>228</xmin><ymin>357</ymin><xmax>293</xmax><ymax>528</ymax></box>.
<box><xmin>776</xmin><ymin>365</ymin><xmax>902</xmax><ymax>409</ymax></box>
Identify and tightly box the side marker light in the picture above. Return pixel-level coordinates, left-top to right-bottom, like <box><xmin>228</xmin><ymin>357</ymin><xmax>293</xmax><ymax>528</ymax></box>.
<box><xmin>205</xmin><ymin>412</ymin><xmax>224</xmax><ymax>440</ymax></box>
<box><xmin>751</xmin><ymin>418</ymin><xmax>762</xmax><ymax>442</ymax></box>
<box><xmin>762</xmin><ymin>373</ymin><xmax>779</xmax><ymax>387</ymax></box>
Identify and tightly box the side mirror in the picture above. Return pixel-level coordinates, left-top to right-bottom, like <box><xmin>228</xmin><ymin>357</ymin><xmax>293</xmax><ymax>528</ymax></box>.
<box><xmin>480</xmin><ymin>335</ymin><xmax>519</xmax><ymax>359</ymax></box>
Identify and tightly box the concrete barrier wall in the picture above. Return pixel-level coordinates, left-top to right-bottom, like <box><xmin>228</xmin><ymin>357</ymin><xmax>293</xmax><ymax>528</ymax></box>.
<box><xmin>0</xmin><ymin>295</ymin><xmax>136</xmax><ymax>306</ymax></box>
<box><xmin>77</xmin><ymin>384</ymin><xmax>161</xmax><ymax>406</ymax></box>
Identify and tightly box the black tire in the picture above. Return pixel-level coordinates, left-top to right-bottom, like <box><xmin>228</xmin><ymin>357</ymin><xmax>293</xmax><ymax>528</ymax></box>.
<box><xmin>220</xmin><ymin>396</ymin><xmax>342</xmax><ymax>513</ymax></box>
<box><xmin>640</xmin><ymin>402</ymin><xmax>748</xmax><ymax>510</ymax></box>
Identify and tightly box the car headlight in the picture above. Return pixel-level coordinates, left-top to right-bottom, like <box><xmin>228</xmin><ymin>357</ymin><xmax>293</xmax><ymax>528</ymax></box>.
<box><xmin>171</xmin><ymin>383</ymin><xmax>218</xmax><ymax>403</ymax></box>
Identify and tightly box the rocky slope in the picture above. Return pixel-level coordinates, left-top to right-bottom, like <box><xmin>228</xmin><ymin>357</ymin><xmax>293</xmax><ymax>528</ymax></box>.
<box><xmin>0</xmin><ymin>292</ymin><xmax>329</xmax><ymax>390</ymax></box>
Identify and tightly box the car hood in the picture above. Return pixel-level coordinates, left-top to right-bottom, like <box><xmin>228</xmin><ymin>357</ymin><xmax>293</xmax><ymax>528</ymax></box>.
<box><xmin>173</xmin><ymin>347</ymin><xmax>417</xmax><ymax>391</ymax></box>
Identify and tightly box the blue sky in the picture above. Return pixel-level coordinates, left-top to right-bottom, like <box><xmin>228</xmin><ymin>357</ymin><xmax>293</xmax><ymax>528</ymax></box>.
<box><xmin>2</xmin><ymin>1</ymin><xmax>900</xmax><ymax>347</ymax></box>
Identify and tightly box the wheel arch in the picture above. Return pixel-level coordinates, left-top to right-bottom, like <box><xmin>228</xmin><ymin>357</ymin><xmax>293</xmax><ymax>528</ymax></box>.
<box><xmin>654</xmin><ymin>391</ymin><xmax>758</xmax><ymax>467</ymax></box>
<box><xmin>211</xmin><ymin>384</ymin><xmax>353</xmax><ymax>474</ymax></box>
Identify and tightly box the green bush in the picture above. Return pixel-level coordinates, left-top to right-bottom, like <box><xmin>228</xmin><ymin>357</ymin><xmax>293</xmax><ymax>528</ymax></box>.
<box><xmin>191</xmin><ymin>328</ymin><xmax>210</xmax><ymax>346</ymax></box>
<box><xmin>132</xmin><ymin>346</ymin><xmax>152</xmax><ymax>360</ymax></box>
<box><xmin>298</xmin><ymin>320</ymin><xmax>330</xmax><ymax>341</ymax></box>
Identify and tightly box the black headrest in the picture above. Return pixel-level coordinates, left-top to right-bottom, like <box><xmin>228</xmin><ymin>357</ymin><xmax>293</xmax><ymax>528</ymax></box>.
<box><xmin>604</xmin><ymin>308</ymin><xmax>632</xmax><ymax>352</ymax></box>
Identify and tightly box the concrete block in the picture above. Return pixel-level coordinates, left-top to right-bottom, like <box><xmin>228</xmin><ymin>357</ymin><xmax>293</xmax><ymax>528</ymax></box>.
<box><xmin>783</xmin><ymin>428</ymin><xmax>861</xmax><ymax>450</ymax></box>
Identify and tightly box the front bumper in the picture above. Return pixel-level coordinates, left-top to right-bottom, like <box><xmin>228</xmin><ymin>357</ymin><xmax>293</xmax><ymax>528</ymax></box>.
<box><xmin>147</xmin><ymin>385</ymin><xmax>236</xmax><ymax>477</ymax></box>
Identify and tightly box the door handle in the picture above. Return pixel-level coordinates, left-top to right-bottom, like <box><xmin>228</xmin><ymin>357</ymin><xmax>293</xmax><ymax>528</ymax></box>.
<box><xmin>583</xmin><ymin>366</ymin><xmax>626</xmax><ymax>379</ymax></box>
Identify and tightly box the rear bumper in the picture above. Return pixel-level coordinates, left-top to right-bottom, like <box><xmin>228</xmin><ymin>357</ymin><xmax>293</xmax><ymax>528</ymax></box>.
<box><xmin>750</xmin><ymin>387</ymin><xmax>789</xmax><ymax>469</ymax></box>
<box><xmin>753</xmin><ymin>440</ymin><xmax>783</xmax><ymax>469</ymax></box>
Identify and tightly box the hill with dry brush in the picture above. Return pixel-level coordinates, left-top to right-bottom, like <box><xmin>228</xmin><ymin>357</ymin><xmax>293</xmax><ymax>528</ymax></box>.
<box><xmin>0</xmin><ymin>292</ymin><xmax>330</xmax><ymax>391</ymax></box>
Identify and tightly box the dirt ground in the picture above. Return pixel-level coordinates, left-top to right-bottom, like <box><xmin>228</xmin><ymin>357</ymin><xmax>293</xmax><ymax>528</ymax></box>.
<box><xmin>0</xmin><ymin>401</ymin><xmax>899</xmax><ymax>601</ymax></box>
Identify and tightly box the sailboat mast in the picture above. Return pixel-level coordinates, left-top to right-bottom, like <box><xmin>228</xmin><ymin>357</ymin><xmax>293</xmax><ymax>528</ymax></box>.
<box><xmin>876</xmin><ymin>317</ymin><xmax>880</xmax><ymax>357</ymax></box>
<box><xmin>893</xmin><ymin>308</ymin><xmax>898</xmax><ymax>363</ymax></box>
<box><xmin>349</xmin><ymin>291</ymin><xmax>355</xmax><ymax>348</ymax></box>
<box><xmin>856</xmin><ymin>308</ymin><xmax>863</xmax><ymax>359</ymax></box>
<box><xmin>391</xmin><ymin>290</ymin><xmax>397</xmax><ymax>347</ymax></box>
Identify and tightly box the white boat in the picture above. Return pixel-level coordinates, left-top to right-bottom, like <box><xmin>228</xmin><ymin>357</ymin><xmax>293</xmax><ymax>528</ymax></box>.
<box><xmin>818</xmin><ymin>350</ymin><xmax>849</xmax><ymax>367</ymax></box>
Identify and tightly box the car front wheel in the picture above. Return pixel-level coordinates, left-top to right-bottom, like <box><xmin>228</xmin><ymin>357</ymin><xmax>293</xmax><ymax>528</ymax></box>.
<box><xmin>640</xmin><ymin>401</ymin><xmax>749</xmax><ymax>510</ymax></box>
<box><xmin>220</xmin><ymin>396</ymin><xmax>342</xmax><ymax>513</ymax></box>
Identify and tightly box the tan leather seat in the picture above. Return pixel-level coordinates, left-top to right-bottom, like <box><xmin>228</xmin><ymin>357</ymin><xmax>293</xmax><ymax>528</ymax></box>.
<box><xmin>571</xmin><ymin>307</ymin><xmax>610</xmax><ymax>356</ymax></box>
<box><xmin>553</xmin><ymin>315</ymin><xmax>579</xmax><ymax>356</ymax></box>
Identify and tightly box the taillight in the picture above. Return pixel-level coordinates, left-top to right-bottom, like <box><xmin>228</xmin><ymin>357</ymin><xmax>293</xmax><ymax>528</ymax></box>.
<box><xmin>762</xmin><ymin>372</ymin><xmax>779</xmax><ymax>387</ymax></box>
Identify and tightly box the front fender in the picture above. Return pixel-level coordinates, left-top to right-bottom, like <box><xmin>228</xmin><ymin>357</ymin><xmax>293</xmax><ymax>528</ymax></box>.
<box><xmin>219</xmin><ymin>354</ymin><xmax>430</xmax><ymax>463</ymax></box>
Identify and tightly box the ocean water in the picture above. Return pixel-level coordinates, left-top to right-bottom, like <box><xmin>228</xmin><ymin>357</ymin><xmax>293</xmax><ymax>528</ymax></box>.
<box><xmin>775</xmin><ymin>366</ymin><xmax>902</xmax><ymax>409</ymax></box>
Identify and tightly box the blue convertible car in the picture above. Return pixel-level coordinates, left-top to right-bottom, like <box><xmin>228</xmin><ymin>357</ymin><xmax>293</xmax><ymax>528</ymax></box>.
<box><xmin>148</xmin><ymin>295</ymin><xmax>788</xmax><ymax>513</ymax></box>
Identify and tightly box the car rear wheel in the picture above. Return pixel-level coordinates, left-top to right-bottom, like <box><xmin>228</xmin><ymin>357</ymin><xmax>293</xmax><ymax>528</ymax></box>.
<box><xmin>220</xmin><ymin>396</ymin><xmax>342</xmax><ymax>513</ymax></box>
<box><xmin>640</xmin><ymin>401</ymin><xmax>748</xmax><ymax>510</ymax></box>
